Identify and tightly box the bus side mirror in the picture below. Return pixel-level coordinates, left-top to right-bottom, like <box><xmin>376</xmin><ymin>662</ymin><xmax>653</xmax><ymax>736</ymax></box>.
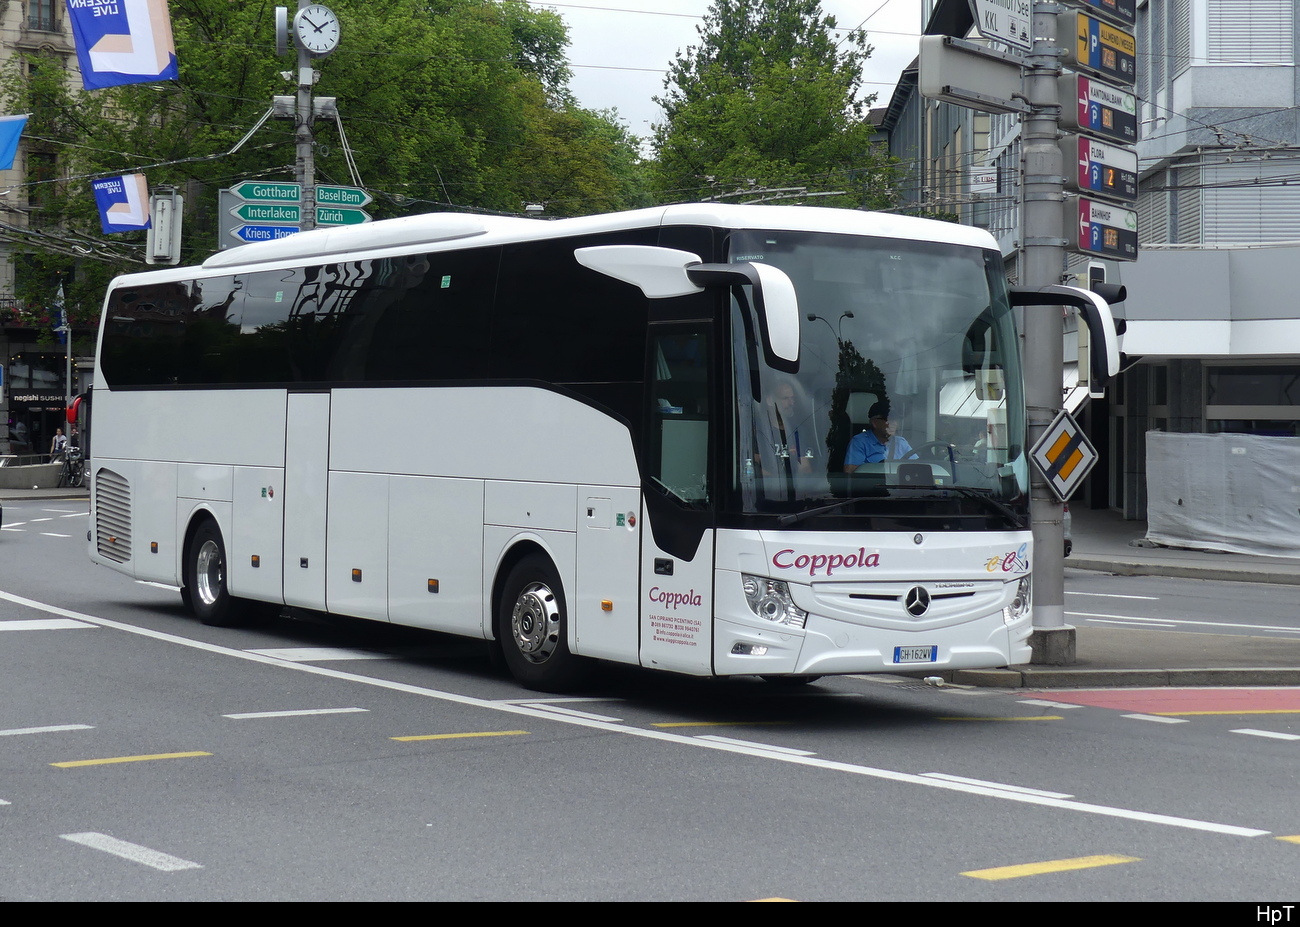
<box><xmin>574</xmin><ymin>245</ymin><xmax>801</xmax><ymax>373</ymax></box>
<box><xmin>1010</xmin><ymin>284</ymin><xmax>1121</xmax><ymax>382</ymax></box>
<box><xmin>685</xmin><ymin>262</ymin><xmax>800</xmax><ymax>373</ymax></box>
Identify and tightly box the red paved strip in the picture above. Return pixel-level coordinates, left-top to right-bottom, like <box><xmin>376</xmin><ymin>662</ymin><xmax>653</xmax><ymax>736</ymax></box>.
<box><xmin>1028</xmin><ymin>688</ymin><xmax>1300</xmax><ymax>715</ymax></box>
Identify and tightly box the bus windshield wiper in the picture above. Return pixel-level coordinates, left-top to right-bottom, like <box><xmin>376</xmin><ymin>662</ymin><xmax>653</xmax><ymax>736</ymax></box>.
<box><xmin>776</xmin><ymin>490</ymin><xmax>889</xmax><ymax>526</ymax></box>
<box><xmin>946</xmin><ymin>487</ymin><xmax>1027</xmax><ymax>528</ymax></box>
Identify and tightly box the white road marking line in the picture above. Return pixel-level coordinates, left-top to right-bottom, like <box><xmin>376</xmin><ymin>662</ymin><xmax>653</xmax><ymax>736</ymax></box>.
<box><xmin>694</xmin><ymin>735</ymin><xmax>815</xmax><ymax>757</ymax></box>
<box><xmin>0</xmin><ymin>589</ymin><xmax>1270</xmax><ymax>840</ymax></box>
<box><xmin>60</xmin><ymin>512</ymin><xmax>88</xmax><ymax>518</ymax></box>
<box><xmin>1066</xmin><ymin>591</ymin><xmax>1160</xmax><ymax>600</ymax></box>
<box><xmin>0</xmin><ymin>799</ymin><xmax>9</xmax><ymax>805</ymax></box>
<box><xmin>137</xmin><ymin>581</ymin><xmax>182</xmax><ymax>591</ymax></box>
<box><xmin>243</xmin><ymin>647</ymin><xmax>390</xmax><ymax>662</ymax></box>
<box><xmin>41</xmin><ymin>533</ymin><xmax>72</xmax><ymax>538</ymax></box>
<box><xmin>920</xmin><ymin>773</ymin><xmax>1074</xmax><ymax>800</ymax></box>
<box><xmin>1123</xmin><ymin>713</ymin><xmax>1190</xmax><ymax>724</ymax></box>
<box><xmin>223</xmin><ymin>707</ymin><xmax>369</xmax><ymax>720</ymax></box>
<box><xmin>521</xmin><ymin>704</ymin><xmax>623</xmax><ymax>723</ymax></box>
<box><xmin>42</xmin><ymin>509</ymin><xmax>82</xmax><ymax>514</ymax></box>
<box><xmin>1232</xmin><ymin>729</ymin><xmax>1300</xmax><ymax>741</ymax></box>
<box><xmin>0</xmin><ymin>619</ymin><xmax>96</xmax><ymax>631</ymax></box>
<box><xmin>0</xmin><ymin>724</ymin><xmax>94</xmax><ymax>737</ymax></box>
<box><xmin>495</xmin><ymin>696</ymin><xmax>624</xmax><ymax>705</ymax></box>
<box><xmin>1083</xmin><ymin>618</ymin><xmax>1179</xmax><ymax>628</ymax></box>
<box><xmin>29</xmin><ymin>518</ymin><xmax>53</xmax><ymax>523</ymax></box>
<box><xmin>1018</xmin><ymin>699</ymin><xmax>1083</xmax><ymax>709</ymax></box>
<box><xmin>60</xmin><ymin>832</ymin><xmax>202</xmax><ymax>872</ymax></box>
<box><xmin>1070</xmin><ymin>611</ymin><xmax>1300</xmax><ymax>634</ymax></box>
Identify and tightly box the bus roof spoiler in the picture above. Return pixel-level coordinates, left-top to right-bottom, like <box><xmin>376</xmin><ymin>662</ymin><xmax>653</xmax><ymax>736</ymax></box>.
<box><xmin>575</xmin><ymin>244</ymin><xmax>800</xmax><ymax>372</ymax></box>
<box><xmin>1010</xmin><ymin>284</ymin><xmax>1121</xmax><ymax>382</ymax></box>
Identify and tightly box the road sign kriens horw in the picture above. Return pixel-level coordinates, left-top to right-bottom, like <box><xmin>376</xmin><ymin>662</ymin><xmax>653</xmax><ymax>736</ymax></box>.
<box><xmin>233</xmin><ymin>224</ymin><xmax>300</xmax><ymax>243</ymax></box>
<box><xmin>1030</xmin><ymin>410</ymin><xmax>1099</xmax><ymax>501</ymax></box>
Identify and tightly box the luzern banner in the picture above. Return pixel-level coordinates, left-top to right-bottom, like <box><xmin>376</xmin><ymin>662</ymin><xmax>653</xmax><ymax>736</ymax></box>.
<box><xmin>92</xmin><ymin>173</ymin><xmax>151</xmax><ymax>233</ymax></box>
<box><xmin>66</xmin><ymin>0</ymin><xmax>179</xmax><ymax>90</ymax></box>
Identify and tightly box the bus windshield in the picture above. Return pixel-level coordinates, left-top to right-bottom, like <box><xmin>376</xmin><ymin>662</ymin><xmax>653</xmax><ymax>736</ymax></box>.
<box><xmin>728</xmin><ymin>229</ymin><xmax>1028</xmax><ymax>519</ymax></box>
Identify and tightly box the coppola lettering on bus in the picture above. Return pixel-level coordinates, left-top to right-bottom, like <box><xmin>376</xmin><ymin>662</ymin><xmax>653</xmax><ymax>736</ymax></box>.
<box><xmin>772</xmin><ymin>547</ymin><xmax>881</xmax><ymax>577</ymax></box>
<box><xmin>647</xmin><ymin>587</ymin><xmax>703</xmax><ymax>610</ymax></box>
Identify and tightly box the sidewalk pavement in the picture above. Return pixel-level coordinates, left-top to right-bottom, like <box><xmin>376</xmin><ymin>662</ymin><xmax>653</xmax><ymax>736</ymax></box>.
<box><xmin>4</xmin><ymin>486</ymin><xmax>1299</xmax><ymax>688</ymax></box>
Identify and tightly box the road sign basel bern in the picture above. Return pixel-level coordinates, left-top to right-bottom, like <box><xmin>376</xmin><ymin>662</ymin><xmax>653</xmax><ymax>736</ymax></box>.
<box><xmin>232</xmin><ymin>181</ymin><xmax>302</xmax><ymax>203</ymax></box>
<box><xmin>1062</xmin><ymin>134</ymin><xmax>1137</xmax><ymax>203</ymax></box>
<box><xmin>1069</xmin><ymin>196</ymin><xmax>1138</xmax><ymax>262</ymax></box>
<box><xmin>1059</xmin><ymin>74</ymin><xmax>1137</xmax><ymax>145</ymax></box>
<box><xmin>1062</xmin><ymin>11</ymin><xmax>1136</xmax><ymax>86</ymax></box>
<box><xmin>315</xmin><ymin>185</ymin><xmax>372</xmax><ymax>208</ymax></box>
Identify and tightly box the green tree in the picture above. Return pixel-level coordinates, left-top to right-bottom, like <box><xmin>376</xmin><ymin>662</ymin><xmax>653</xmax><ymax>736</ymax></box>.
<box><xmin>0</xmin><ymin>0</ymin><xmax>648</xmax><ymax>329</ymax></box>
<box><xmin>652</xmin><ymin>0</ymin><xmax>895</xmax><ymax>208</ymax></box>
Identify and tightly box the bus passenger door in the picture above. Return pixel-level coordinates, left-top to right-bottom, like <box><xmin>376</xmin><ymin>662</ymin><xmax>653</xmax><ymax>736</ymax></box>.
<box><xmin>575</xmin><ymin>486</ymin><xmax>641</xmax><ymax>661</ymax></box>
<box><xmin>283</xmin><ymin>391</ymin><xmax>330</xmax><ymax>611</ymax></box>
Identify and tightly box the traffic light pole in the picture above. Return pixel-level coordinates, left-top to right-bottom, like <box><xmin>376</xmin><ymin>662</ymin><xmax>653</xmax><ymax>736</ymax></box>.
<box><xmin>1022</xmin><ymin>3</ymin><xmax>1072</xmax><ymax>662</ymax></box>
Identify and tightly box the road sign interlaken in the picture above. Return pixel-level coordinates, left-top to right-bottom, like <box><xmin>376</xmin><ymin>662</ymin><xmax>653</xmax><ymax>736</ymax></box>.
<box><xmin>231</xmin><ymin>202</ymin><xmax>302</xmax><ymax>223</ymax></box>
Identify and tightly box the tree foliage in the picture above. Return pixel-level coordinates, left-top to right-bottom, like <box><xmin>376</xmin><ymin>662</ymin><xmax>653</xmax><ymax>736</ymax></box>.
<box><xmin>0</xmin><ymin>0</ymin><xmax>649</xmax><ymax>329</ymax></box>
<box><xmin>652</xmin><ymin>0</ymin><xmax>895</xmax><ymax>208</ymax></box>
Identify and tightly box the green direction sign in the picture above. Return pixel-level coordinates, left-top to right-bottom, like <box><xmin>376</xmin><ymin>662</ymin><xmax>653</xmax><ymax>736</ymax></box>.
<box><xmin>316</xmin><ymin>206</ymin><xmax>371</xmax><ymax>226</ymax></box>
<box><xmin>315</xmin><ymin>185</ymin><xmax>372</xmax><ymax>207</ymax></box>
<box><xmin>232</xmin><ymin>181</ymin><xmax>301</xmax><ymax>202</ymax></box>
<box><xmin>231</xmin><ymin>202</ymin><xmax>302</xmax><ymax>223</ymax></box>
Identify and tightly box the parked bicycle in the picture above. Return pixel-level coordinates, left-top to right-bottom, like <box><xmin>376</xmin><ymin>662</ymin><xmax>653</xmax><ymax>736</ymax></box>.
<box><xmin>57</xmin><ymin>446</ymin><xmax>84</xmax><ymax>488</ymax></box>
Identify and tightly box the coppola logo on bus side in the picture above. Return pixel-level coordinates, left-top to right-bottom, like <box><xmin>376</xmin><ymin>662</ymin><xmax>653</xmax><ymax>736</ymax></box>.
<box><xmin>771</xmin><ymin>547</ymin><xmax>881</xmax><ymax>578</ymax></box>
<box><xmin>647</xmin><ymin>587</ymin><xmax>703</xmax><ymax>610</ymax></box>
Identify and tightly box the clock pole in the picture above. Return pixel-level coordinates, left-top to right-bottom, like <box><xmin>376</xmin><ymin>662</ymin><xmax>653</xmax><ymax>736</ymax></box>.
<box><xmin>295</xmin><ymin>0</ymin><xmax>317</xmax><ymax>230</ymax></box>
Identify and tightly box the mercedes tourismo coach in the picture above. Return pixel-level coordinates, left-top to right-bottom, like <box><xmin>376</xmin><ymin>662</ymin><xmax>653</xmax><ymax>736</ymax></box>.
<box><xmin>87</xmin><ymin>204</ymin><xmax>1118</xmax><ymax>690</ymax></box>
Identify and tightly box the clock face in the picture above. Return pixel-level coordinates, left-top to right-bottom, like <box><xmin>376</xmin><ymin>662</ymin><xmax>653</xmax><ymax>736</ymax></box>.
<box><xmin>294</xmin><ymin>4</ymin><xmax>340</xmax><ymax>55</ymax></box>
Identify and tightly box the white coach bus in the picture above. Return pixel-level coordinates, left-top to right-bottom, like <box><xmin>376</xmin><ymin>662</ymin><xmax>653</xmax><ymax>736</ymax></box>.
<box><xmin>87</xmin><ymin>204</ymin><xmax>1118</xmax><ymax>690</ymax></box>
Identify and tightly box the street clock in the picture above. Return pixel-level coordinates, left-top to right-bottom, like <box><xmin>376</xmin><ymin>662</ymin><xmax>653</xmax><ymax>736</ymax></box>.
<box><xmin>281</xmin><ymin>4</ymin><xmax>340</xmax><ymax>57</ymax></box>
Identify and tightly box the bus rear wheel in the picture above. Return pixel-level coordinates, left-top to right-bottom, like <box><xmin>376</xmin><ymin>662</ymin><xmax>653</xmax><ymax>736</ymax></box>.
<box><xmin>497</xmin><ymin>554</ymin><xmax>589</xmax><ymax>692</ymax></box>
<box><xmin>186</xmin><ymin>520</ymin><xmax>252</xmax><ymax>628</ymax></box>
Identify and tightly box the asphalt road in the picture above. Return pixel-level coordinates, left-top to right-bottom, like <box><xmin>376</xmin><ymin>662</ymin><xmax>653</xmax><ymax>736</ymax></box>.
<box><xmin>2</xmin><ymin>498</ymin><xmax>1299</xmax><ymax>901</ymax></box>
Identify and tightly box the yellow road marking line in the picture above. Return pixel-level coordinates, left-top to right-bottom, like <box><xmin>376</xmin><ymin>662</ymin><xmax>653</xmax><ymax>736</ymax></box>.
<box><xmin>652</xmin><ymin>721</ymin><xmax>789</xmax><ymax>728</ymax></box>
<box><xmin>1276</xmin><ymin>836</ymin><xmax>1300</xmax><ymax>844</ymax></box>
<box><xmin>52</xmin><ymin>751</ymin><xmax>211</xmax><ymax>768</ymax></box>
<box><xmin>391</xmin><ymin>731</ymin><xmax>528</xmax><ymax>742</ymax></box>
<box><xmin>937</xmin><ymin>716</ymin><xmax>1064</xmax><ymax>722</ymax></box>
<box><xmin>963</xmin><ymin>854</ymin><xmax>1140</xmax><ymax>881</ymax></box>
<box><xmin>749</xmin><ymin>897</ymin><xmax>799</xmax><ymax>902</ymax></box>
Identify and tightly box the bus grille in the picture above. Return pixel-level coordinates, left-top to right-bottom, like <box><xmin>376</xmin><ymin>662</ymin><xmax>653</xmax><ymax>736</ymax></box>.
<box><xmin>95</xmin><ymin>468</ymin><xmax>132</xmax><ymax>564</ymax></box>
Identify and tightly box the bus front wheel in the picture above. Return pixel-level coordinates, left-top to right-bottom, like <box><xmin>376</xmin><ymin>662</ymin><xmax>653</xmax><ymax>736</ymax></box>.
<box><xmin>497</xmin><ymin>554</ymin><xmax>589</xmax><ymax>692</ymax></box>
<box><xmin>186</xmin><ymin>520</ymin><xmax>249</xmax><ymax>628</ymax></box>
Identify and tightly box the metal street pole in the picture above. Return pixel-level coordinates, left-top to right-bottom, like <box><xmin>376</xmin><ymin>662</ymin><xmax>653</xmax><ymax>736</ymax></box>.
<box><xmin>1022</xmin><ymin>1</ymin><xmax>1071</xmax><ymax>662</ymax></box>
<box><xmin>295</xmin><ymin>0</ymin><xmax>316</xmax><ymax>231</ymax></box>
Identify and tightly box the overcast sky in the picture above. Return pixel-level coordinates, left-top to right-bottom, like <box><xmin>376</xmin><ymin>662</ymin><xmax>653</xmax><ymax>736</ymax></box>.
<box><xmin>536</xmin><ymin>0</ymin><xmax>924</xmax><ymax>143</ymax></box>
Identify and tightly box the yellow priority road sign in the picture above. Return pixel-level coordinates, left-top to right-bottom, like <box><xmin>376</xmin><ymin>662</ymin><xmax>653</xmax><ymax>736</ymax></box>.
<box><xmin>1030</xmin><ymin>411</ymin><xmax>1098</xmax><ymax>501</ymax></box>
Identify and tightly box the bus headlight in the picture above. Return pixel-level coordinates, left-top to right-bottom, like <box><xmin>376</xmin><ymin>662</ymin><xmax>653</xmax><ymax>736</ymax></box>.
<box><xmin>1004</xmin><ymin>575</ymin><xmax>1032</xmax><ymax>624</ymax></box>
<box><xmin>741</xmin><ymin>574</ymin><xmax>808</xmax><ymax>629</ymax></box>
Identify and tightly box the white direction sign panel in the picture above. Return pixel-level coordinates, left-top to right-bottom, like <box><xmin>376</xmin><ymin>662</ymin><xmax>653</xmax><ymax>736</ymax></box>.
<box><xmin>1030</xmin><ymin>410</ymin><xmax>1098</xmax><ymax>501</ymax></box>
<box><xmin>968</xmin><ymin>0</ymin><xmax>1032</xmax><ymax>52</ymax></box>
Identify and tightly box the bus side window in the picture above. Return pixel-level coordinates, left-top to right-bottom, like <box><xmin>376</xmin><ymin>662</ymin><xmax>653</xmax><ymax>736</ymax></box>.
<box><xmin>648</xmin><ymin>327</ymin><xmax>710</xmax><ymax>505</ymax></box>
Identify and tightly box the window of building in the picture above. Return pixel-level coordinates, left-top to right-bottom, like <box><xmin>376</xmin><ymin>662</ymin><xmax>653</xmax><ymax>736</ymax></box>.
<box><xmin>1208</xmin><ymin>0</ymin><xmax>1293</xmax><ymax>65</ymax></box>
<box><xmin>28</xmin><ymin>0</ymin><xmax>57</xmax><ymax>32</ymax></box>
